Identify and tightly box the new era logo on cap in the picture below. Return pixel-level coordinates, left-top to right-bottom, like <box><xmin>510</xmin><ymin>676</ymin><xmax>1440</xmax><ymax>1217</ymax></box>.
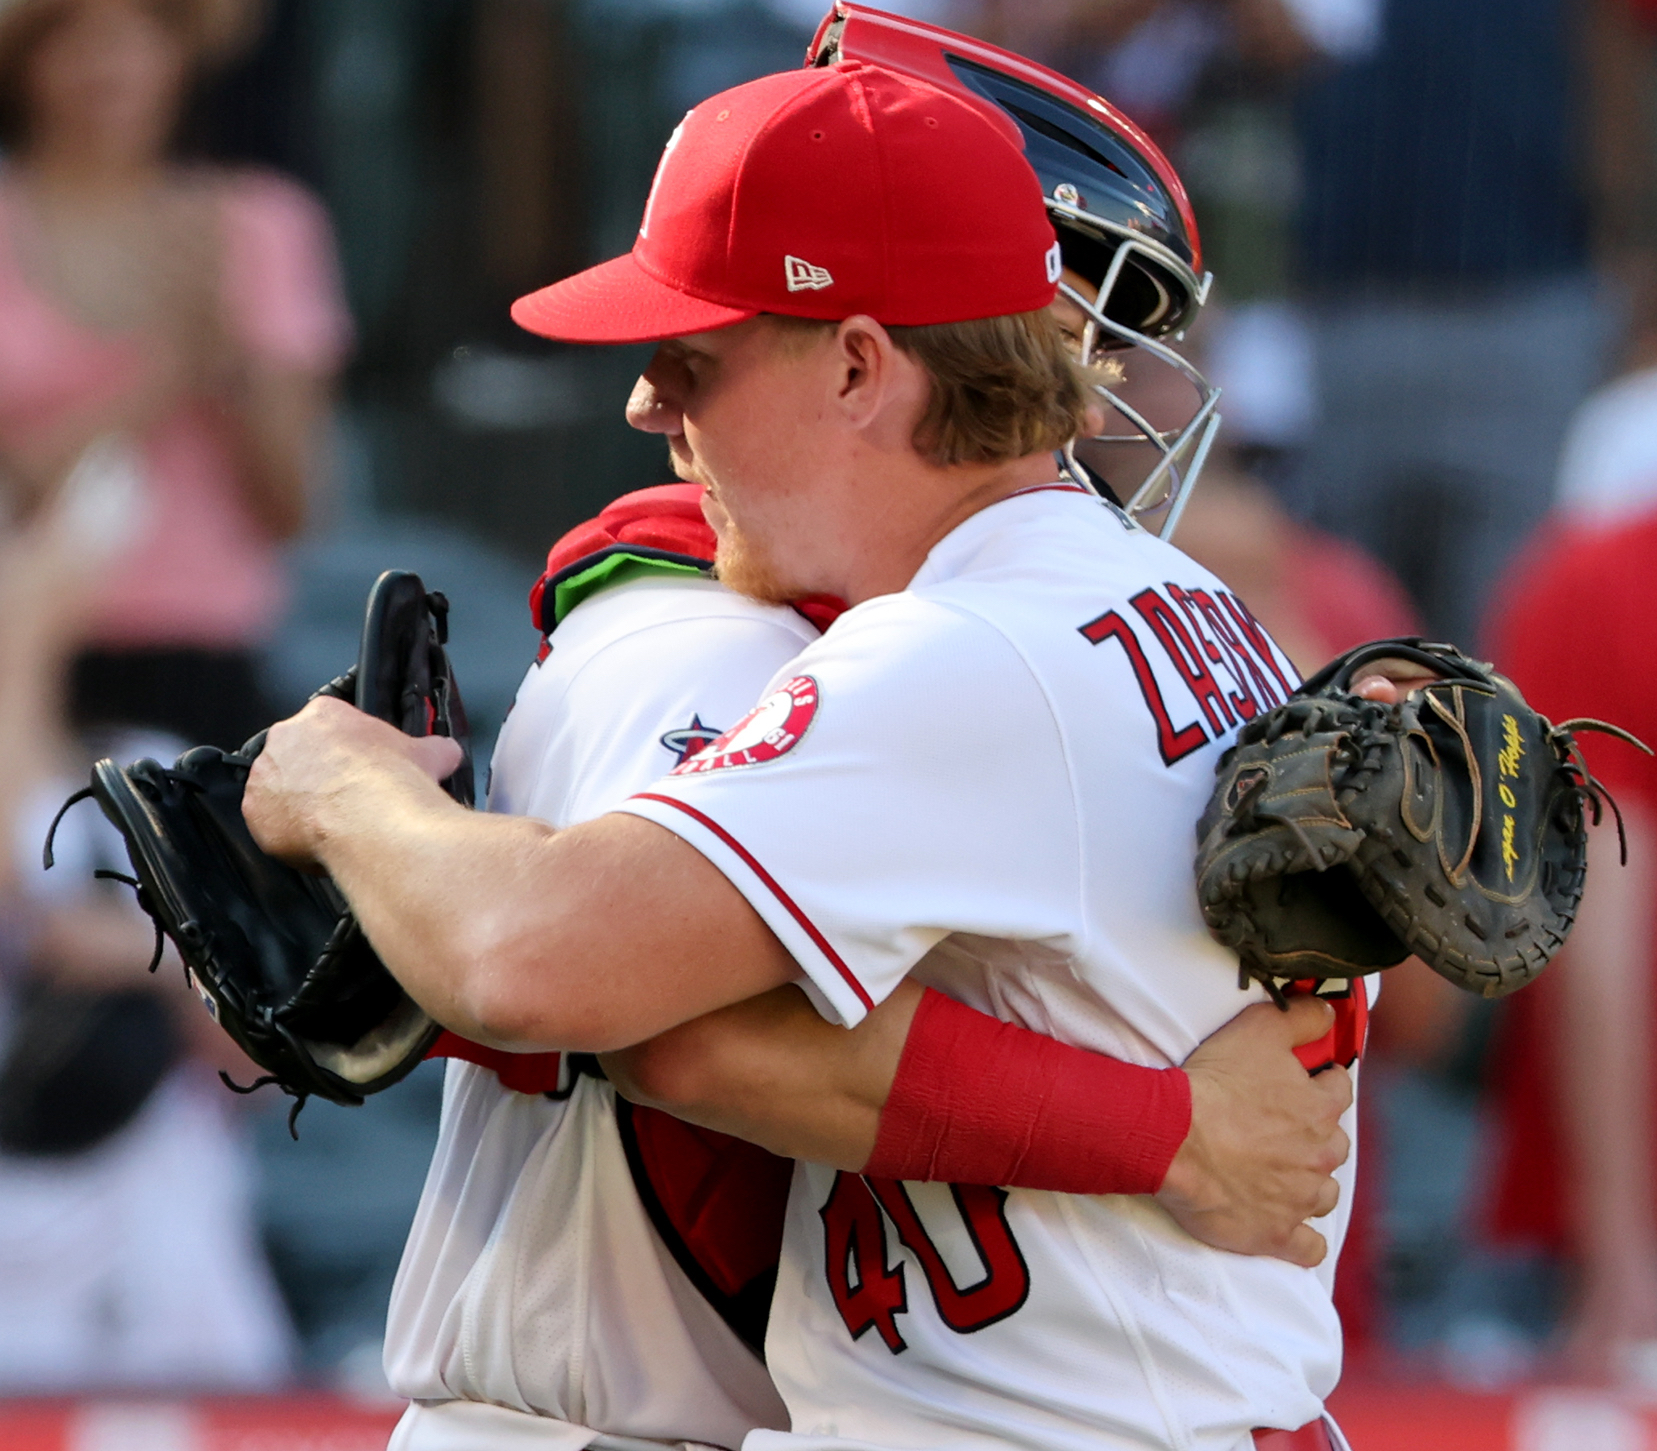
<box><xmin>785</xmin><ymin>255</ymin><xmax>835</xmax><ymax>292</ymax></box>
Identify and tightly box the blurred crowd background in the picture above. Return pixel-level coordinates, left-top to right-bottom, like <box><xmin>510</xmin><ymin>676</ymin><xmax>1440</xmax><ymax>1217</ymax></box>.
<box><xmin>2</xmin><ymin>0</ymin><xmax>1657</xmax><ymax>1409</ymax></box>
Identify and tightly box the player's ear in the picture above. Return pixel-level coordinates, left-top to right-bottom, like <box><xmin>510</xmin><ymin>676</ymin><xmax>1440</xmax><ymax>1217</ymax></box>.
<box><xmin>832</xmin><ymin>314</ymin><xmax>925</xmax><ymax>441</ymax></box>
<box><xmin>832</xmin><ymin>315</ymin><xmax>885</xmax><ymax>411</ymax></box>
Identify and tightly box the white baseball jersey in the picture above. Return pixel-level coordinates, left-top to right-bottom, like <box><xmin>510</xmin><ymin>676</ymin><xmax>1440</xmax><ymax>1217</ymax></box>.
<box><xmin>620</xmin><ymin>485</ymin><xmax>1364</xmax><ymax>1451</ymax></box>
<box><xmin>383</xmin><ymin>573</ymin><xmax>816</xmax><ymax>1450</ymax></box>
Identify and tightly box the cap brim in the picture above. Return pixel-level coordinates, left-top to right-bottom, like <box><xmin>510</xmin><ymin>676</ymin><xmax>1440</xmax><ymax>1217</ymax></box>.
<box><xmin>511</xmin><ymin>252</ymin><xmax>757</xmax><ymax>344</ymax></box>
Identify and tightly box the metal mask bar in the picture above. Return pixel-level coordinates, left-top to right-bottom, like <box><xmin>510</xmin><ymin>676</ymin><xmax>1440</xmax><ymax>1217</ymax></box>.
<box><xmin>1056</xmin><ymin>231</ymin><xmax>1221</xmax><ymax>540</ymax></box>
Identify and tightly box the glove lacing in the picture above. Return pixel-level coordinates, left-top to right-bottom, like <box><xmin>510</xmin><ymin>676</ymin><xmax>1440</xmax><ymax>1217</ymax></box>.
<box><xmin>1550</xmin><ymin>719</ymin><xmax>1653</xmax><ymax>867</ymax></box>
<box><xmin>42</xmin><ymin>787</ymin><xmax>167</xmax><ymax>973</ymax></box>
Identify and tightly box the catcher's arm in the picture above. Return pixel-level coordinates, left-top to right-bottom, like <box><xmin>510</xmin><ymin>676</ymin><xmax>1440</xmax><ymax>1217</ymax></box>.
<box><xmin>604</xmin><ymin>981</ymin><xmax>925</xmax><ymax>1169</ymax></box>
<box><xmin>604</xmin><ymin>985</ymin><xmax>1350</xmax><ymax>1267</ymax></box>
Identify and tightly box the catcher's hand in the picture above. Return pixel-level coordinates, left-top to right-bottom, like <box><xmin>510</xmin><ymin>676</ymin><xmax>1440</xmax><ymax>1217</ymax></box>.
<box><xmin>1194</xmin><ymin>638</ymin><xmax>1648</xmax><ymax>1000</ymax></box>
<box><xmin>44</xmin><ymin>571</ymin><xmax>471</xmax><ymax>1131</ymax></box>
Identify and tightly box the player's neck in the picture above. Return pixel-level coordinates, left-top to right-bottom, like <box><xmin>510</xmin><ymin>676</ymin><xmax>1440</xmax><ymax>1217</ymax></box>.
<box><xmin>834</xmin><ymin>450</ymin><xmax>1062</xmax><ymax>605</ymax></box>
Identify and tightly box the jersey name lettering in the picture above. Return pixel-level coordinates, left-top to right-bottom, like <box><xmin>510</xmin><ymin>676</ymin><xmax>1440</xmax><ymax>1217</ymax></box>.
<box><xmin>1078</xmin><ymin>585</ymin><xmax>1292</xmax><ymax>765</ymax></box>
<box><xmin>820</xmin><ymin>1173</ymin><xmax>1031</xmax><ymax>1353</ymax></box>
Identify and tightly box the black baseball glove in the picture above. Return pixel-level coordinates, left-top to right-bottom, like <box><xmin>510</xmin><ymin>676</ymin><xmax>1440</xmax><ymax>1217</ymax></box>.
<box><xmin>45</xmin><ymin>570</ymin><xmax>471</xmax><ymax>1131</ymax></box>
<box><xmin>1194</xmin><ymin>638</ymin><xmax>1646</xmax><ymax>1001</ymax></box>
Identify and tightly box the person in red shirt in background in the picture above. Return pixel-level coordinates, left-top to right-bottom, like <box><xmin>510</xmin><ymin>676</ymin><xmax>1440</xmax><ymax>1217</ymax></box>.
<box><xmin>1481</xmin><ymin>512</ymin><xmax>1657</xmax><ymax>1386</ymax></box>
<box><xmin>1470</xmin><ymin>0</ymin><xmax>1657</xmax><ymax>1384</ymax></box>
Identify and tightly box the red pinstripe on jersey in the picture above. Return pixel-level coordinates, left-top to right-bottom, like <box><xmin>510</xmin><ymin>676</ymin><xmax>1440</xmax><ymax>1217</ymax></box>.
<box><xmin>631</xmin><ymin>792</ymin><xmax>875</xmax><ymax>1012</ymax></box>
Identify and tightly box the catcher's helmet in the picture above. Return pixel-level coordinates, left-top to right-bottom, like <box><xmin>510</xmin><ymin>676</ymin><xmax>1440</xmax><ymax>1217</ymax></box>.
<box><xmin>807</xmin><ymin>4</ymin><xmax>1221</xmax><ymax>537</ymax></box>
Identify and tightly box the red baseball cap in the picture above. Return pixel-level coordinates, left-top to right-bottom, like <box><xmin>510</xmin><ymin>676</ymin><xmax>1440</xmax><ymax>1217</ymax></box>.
<box><xmin>511</xmin><ymin>60</ymin><xmax>1059</xmax><ymax>344</ymax></box>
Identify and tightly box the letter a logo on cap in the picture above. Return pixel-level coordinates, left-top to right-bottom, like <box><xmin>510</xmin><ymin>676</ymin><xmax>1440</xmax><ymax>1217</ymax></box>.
<box><xmin>639</xmin><ymin>114</ymin><xmax>689</xmax><ymax>241</ymax></box>
<box><xmin>785</xmin><ymin>255</ymin><xmax>835</xmax><ymax>292</ymax></box>
<box><xmin>1045</xmin><ymin>241</ymin><xmax>1062</xmax><ymax>285</ymax></box>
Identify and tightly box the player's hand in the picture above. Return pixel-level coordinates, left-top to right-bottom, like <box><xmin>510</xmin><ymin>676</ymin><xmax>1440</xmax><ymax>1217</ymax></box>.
<box><xmin>1352</xmin><ymin>657</ymin><xmax>1440</xmax><ymax>704</ymax></box>
<box><xmin>1157</xmin><ymin>999</ymin><xmax>1352</xmax><ymax>1267</ymax></box>
<box><xmin>244</xmin><ymin>695</ymin><xmax>463</xmax><ymax>867</ymax></box>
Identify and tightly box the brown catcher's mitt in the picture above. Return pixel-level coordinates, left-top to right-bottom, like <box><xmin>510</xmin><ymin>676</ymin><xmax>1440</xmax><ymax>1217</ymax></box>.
<box><xmin>1195</xmin><ymin>639</ymin><xmax>1647</xmax><ymax>1000</ymax></box>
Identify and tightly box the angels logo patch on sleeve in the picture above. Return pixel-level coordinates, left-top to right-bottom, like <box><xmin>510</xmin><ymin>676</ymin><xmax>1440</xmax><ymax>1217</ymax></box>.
<box><xmin>660</xmin><ymin>715</ymin><xmax>725</xmax><ymax>766</ymax></box>
<box><xmin>671</xmin><ymin>675</ymin><xmax>818</xmax><ymax>774</ymax></box>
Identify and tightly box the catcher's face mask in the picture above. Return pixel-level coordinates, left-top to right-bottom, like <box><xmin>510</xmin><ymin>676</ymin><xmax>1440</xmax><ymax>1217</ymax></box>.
<box><xmin>809</xmin><ymin>2</ymin><xmax>1222</xmax><ymax>539</ymax></box>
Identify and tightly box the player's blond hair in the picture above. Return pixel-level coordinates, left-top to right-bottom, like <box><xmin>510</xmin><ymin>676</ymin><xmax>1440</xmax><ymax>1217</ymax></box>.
<box><xmin>770</xmin><ymin>309</ymin><xmax>1095</xmax><ymax>468</ymax></box>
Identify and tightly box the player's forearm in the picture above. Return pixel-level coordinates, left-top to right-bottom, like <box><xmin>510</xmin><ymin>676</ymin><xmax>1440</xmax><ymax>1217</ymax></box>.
<box><xmin>606</xmin><ymin>981</ymin><xmax>1190</xmax><ymax>1194</ymax></box>
<box><xmin>310</xmin><ymin>771</ymin><xmax>583</xmax><ymax>1045</ymax></box>
<box><xmin>604</xmin><ymin>981</ymin><xmax>923</xmax><ymax>1168</ymax></box>
<box><xmin>611</xmin><ymin>981</ymin><xmax>1348</xmax><ymax>1264</ymax></box>
<box><xmin>246</xmin><ymin>702</ymin><xmax>799</xmax><ymax>1050</ymax></box>
<box><xmin>326</xmin><ymin>798</ymin><xmax>796</xmax><ymax>1052</ymax></box>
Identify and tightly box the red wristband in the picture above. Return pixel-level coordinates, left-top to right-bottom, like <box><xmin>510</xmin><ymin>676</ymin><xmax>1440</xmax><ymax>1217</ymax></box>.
<box><xmin>863</xmin><ymin>988</ymin><xmax>1191</xmax><ymax>1195</ymax></box>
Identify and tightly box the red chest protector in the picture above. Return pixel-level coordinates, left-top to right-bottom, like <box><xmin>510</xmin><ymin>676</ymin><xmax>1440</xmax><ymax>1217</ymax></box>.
<box><xmin>529</xmin><ymin>483</ymin><xmax>718</xmax><ymax>634</ymax></box>
<box><xmin>524</xmin><ymin>481</ymin><xmax>842</xmax><ymax>636</ymax></box>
